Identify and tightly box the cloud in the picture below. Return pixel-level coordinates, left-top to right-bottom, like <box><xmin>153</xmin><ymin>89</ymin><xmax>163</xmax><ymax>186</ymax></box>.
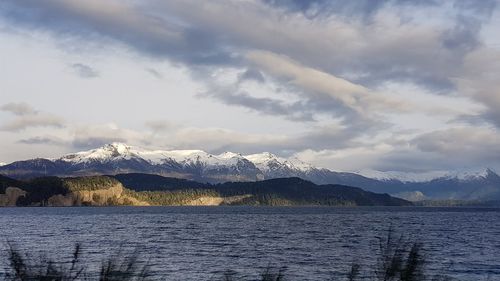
<box><xmin>246</xmin><ymin>50</ymin><xmax>409</xmax><ymax>114</ymax></box>
<box><xmin>411</xmin><ymin>127</ymin><xmax>500</xmax><ymax>160</ymax></box>
<box><xmin>200</xmin><ymin>88</ymin><xmax>315</xmax><ymax>122</ymax></box>
<box><xmin>0</xmin><ymin>0</ymin><xmax>235</xmax><ymax>65</ymax></box>
<box><xmin>145</xmin><ymin>68</ymin><xmax>163</xmax><ymax>79</ymax></box>
<box><xmin>456</xmin><ymin>49</ymin><xmax>500</xmax><ymax>128</ymax></box>
<box><xmin>1</xmin><ymin>0</ymin><xmax>492</xmax><ymax>88</ymax></box>
<box><xmin>0</xmin><ymin>0</ymin><xmax>499</xmax><ymax>172</ymax></box>
<box><xmin>1</xmin><ymin>0</ymin><xmax>496</xmax><ymax>116</ymax></box>
<box><xmin>0</xmin><ymin>103</ymin><xmax>65</xmax><ymax>131</ymax></box>
<box><xmin>1</xmin><ymin>116</ymin><xmax>64</xmax><ymax>132</ymax></box>
<box><xmin>264</xmin><ymin>0</ymin><xmax>440</xmax><ymax>20</ymax></box>
<box><xmin>295</xmin><ymin>145</ymin><xmax>393</xmax><ymax>172</ymax></box>
<box><xmin>162</xmin><ymin>122</ymin><xmax>370</xmax><ymax>156</ymax></box>
<box><xmin>294</xmin><ymin>125</ymin><xmax>500</xmax><ymax>173</ymax></box>
<box><xmin>202</xmin><ymin>51</ymin><xmax>415</xmax><ymax>127</ymax></box>
<box><xmin>240</xmin><ymin>51</ymin><xmax>424</xmax><ymax>131</ymax></box>
<box><xmin>238</xmin><ymin>68</ymin><xmax>265</xmax><ymax>83</ymax></box>
<box><xmin>144</xmin><ymin>120</ymin><xmax>175</xmax><ymax>133</ymax></box>
<box><xmin>0</xmin><ymin>102</ymin><xmax>37</xmax><ymax>115</ymax></box>
<box><xmin>1</xmin><ymin>115</ymin><xmax>64</xmax><ymax>132</ymax></box>
<box><xmin>17</xmin><ymin>136</ymin><xmax>65</xmax><ymax>145</ymax></box>
<box><xmin>70</xmin><ymin>63</ymin><xmax>99</xmax><ymax>78</ymax></box>
<box><xmin>71</xmin><ymin>123</ymin><xmax>143</xmax><ymax>150</ymax></box>
<box><xmin>74</xmin><ymin>122</ymin><xmax>366</xmax><ymax>157</ymax></box>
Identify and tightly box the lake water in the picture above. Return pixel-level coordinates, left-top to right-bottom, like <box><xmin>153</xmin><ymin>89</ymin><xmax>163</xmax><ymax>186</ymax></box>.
<box><xmin>0</xmin><ymin>207</ymin><xmax>499</xmax><ymax>280</ymax></box>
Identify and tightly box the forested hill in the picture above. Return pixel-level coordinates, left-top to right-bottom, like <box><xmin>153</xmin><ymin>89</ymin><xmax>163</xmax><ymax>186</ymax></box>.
<box><xmin>113</xmin><ymin>173</ymin><xmax>411</xmax><ymax>206</ymax></box>
<box><xmin>0</xmin><ymin>173</ymin><xmax>411</xmax><ymax>207</ymax></box>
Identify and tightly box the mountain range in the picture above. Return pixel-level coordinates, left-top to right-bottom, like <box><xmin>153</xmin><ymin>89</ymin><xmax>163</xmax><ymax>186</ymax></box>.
<box><xmin>0</xmin><ymin>142</ymin><xmax>499</xmax><ymax>202</ymax></box>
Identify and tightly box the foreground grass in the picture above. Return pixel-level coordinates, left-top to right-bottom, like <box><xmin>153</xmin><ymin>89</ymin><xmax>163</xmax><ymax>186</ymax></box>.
<box><xmin>1</xmin><ymin>230</ymin><xmax>455</xmax><ymax>281</ymax></box>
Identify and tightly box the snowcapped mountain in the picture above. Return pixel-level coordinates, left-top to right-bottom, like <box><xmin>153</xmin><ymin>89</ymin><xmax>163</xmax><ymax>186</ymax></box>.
<box><xmin>0</xmin><ymin>142</ymin><xmax>499</xmax><ymax>201</ymax></box>
<box><xmin>245</xmin><ymin>152</ymin><xmax>313</xmax><ymax>178</ymax></box>
<box><xmin>0</xmin><ymin>142</ymin><xmax>358</xmax><ymax>184</ymax></box>
<box><xmin>44</xmin><ymin>143</ymin><xmax>319</xmax><ymax>182</ymax></box>
<box><xmin>357</xmin><ymin>169</ymin><xmax>450</xmax><ymax>183</ymax></box>
<box><xmin>0</xmin><ymin>162</ymin><xmax>6</xmax><ymax>167</ymax></box>
<box><xmin>359</xmin><ymin>168</ymin><xmax>496</xmax><ymax>183</ymax></box>
<box><xmin>60</xmin><ymin>143</ymin><xmax>245</xmax><ymax>168</ymax></box>
<box><xmin>441</xmin><ymin>168</ymin><xmax>495</xmax><ymax>181</ymax></box>
<box><xmin>47</xmin><ymin>142</ymin><xmax>262</xmax><ymax>182</ymax></box>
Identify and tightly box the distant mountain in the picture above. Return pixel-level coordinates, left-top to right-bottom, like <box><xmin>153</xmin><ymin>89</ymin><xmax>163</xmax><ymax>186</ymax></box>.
<box><xmin>0</xmin><ymin>143</ymin><xmax>367</xmax><ymax>184</ymax></box>
<box><xmin>0</xmin><ymin>173</ymin><xmax>411</xmax><ymax>207</ymax></box>
<box><xmin>393</xmin><ymin>169</ymin><xmax>500</xmax><ymax>201</ymax></box>
<box><xmin>0</xmin><ymin>143</ymin><xmax>499</xmax><ymax>201</ymax></box>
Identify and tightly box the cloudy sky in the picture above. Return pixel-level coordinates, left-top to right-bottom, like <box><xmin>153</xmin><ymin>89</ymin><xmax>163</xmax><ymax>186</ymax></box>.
<box><xmin>1</xmin><ymin>0</ymin><xmax>499</xmax><ymax>174</ymax></box>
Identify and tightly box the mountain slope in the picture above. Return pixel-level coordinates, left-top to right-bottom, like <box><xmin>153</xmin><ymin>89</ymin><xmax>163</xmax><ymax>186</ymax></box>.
<box><xmin>0</xmin><ymin>143</ymin><xmax>264</xmax><ymax>182</ymax></box>
<box><xmin>0</xmin><ymin>143</ymin><xmax>395</xmax><ymax>186</ymax></box>
<box><xmin>213</xmin><ymin>177</ymin><xmax>410</xmax><ymax>206</ymax></box>
<box><xmin>0</xmin><ymin>174</ymin><xmax>411</xmax><ymax>206</ymax></box>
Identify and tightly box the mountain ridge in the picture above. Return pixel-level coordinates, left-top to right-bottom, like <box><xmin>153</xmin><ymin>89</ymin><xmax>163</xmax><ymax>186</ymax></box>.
<box><xmin>1</xmin><ymin>142</ymin><xmax>499</xmax><ymax>201</ymax></box>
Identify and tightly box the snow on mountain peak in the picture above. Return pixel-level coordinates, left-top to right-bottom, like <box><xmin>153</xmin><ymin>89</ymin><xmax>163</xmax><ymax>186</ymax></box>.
<box><xmin>358</xmin><ymin>167</ymin><xmax>499</xmax><ymax>182</ymax></box>
<box><xmin>218</xmin><ymin>151</ymin><xmax>243</xmax><ymax>159</ymax></box>
<box><xmin>442</xmin><ymin>167</ymin><xmax>496</xmax><ymax>180</ymax></box>
<box><xmin>284</xmin><ymin>157</ymin><xmax>314</xmax><ymax>171</ymax></box>
<box><xmin>59</xmin><ymin>143</ymin><xmax>318</xmax><ymax>173</ymax></box>
<box><xmin>244</xmin><ymin>152</ymin><xmax>281</xmax><ymax>163</ymax></box>
<box><xmin>357</xmin><ymin>169</ymin><xmax>450</xmax><ymax>182</ymax></box>
<box><xmin>0</xmin><ymin>162</ymin><xmax>6</xmax><ymax>167</ymax></box>
<box><xmin>60</xmin><ymin>142</ymin><xmax>140</xmax><ymax>163</ymax></box>
<box><xmin>243</xmin><ymin>152</ymin><xmax>314</xmax><ymax>173</ymax></box>
<box><xmin>59</xmin><ymin>142</ymin><xmax>259</xmax><ymax>168</ymax></box>
<box><xmin>6</xmin><ymin>141</ymin><xmax>498</xmax><ymax>186</ymax></box>
<box><xmin>106</xmin><ymin>142</ymin><xmax>131</xmax><ymax>153</ymax></box>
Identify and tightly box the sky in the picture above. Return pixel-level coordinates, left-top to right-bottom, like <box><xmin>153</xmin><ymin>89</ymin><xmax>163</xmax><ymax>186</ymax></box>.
<box><xmin>0</xmin><ymin>0</ymin><xmax>499</xmax><ymax>174</ymax></box>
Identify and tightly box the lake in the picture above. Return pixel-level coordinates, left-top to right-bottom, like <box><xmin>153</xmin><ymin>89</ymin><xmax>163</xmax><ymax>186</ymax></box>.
<box><xmin>0</xmin><ymin>207</ymin><xmax>499</xmax><ymax>280</ymax></box>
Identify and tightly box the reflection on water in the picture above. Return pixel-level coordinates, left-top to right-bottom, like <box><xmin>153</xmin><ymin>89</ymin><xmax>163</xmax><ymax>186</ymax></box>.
<box><xmin>0</xmin><ymin>207</ymin><xmax>499</xmax><ymax>280</ymax></box>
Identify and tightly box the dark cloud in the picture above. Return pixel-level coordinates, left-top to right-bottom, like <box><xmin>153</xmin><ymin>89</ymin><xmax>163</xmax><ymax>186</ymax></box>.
<box><xmin>483</xmin><ymin>110</ymin><xmax>500</xmax><ymax>129</ymax></box>
<box><xmin>0</xmin><ymin>0</ymin><xmax>237</xmax><ymax>66</ymax></box>
<box><xmin>238</xmin><ymin>68</ymin><xmax>265</xmax><ymax>83</ymax></box>
<box><xmin>1</xmin><ymin>115</ymin><xmax>65</xmax><ymax>132</ymax></box>
<box><xmin>456</xmin><ymin>49</ymin><xmax>500</xmax><ymax>129</ymax></box>
<box><xmin>1</xmin><ymin>0</ymin><xmax>495</xmax><ymax>96</ymax></box>
<box><xmin>0</xmin><ymin>103</ymin><xmax>65</xmax><ymax>131</ymax></box>
<box><xmin>17</xmin><ymin>136</ymin><xmax>64</xmax><ymax>145</ymax></box>
<box><xmin>373</xmin><ymin>127</ymin><xmax>500</xmax><ymax>172</ymax></box>
<box><xmin>453</xmin><ymin>0</ymin><xmax>497</xmax><ymax>18</ymax></box>
<box><xmin>200</xmin><ymin>50</ymin><xmax>400</xmax><ymax>134</ymax></box>
<box><xmin>263</xmin><ymin>0</ymin><xmax>439</xmax><ymax>20</ymax></box>
<box><xmin>442</xmin><ymin>17</ymin><xmax>482</xmax><ymax>56</ymax></box>
<box><xmin>70</xmin><ymin>63</ymin><xmax>99</xmax><ymax>78</ymax></box>
<box><xmin>145</xmin><ymin>68</ymin><xmax>163</xmax><ymax>79</ymax></box>
<box><xmin>263</xmin><ymin>0</ymin><xmax>495</xmax><ymax>94</ymax></box>
<box><xmin>201</xmin><ymin>89</ymin><xmax>315</xmax><ymax>122</ymax></box>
